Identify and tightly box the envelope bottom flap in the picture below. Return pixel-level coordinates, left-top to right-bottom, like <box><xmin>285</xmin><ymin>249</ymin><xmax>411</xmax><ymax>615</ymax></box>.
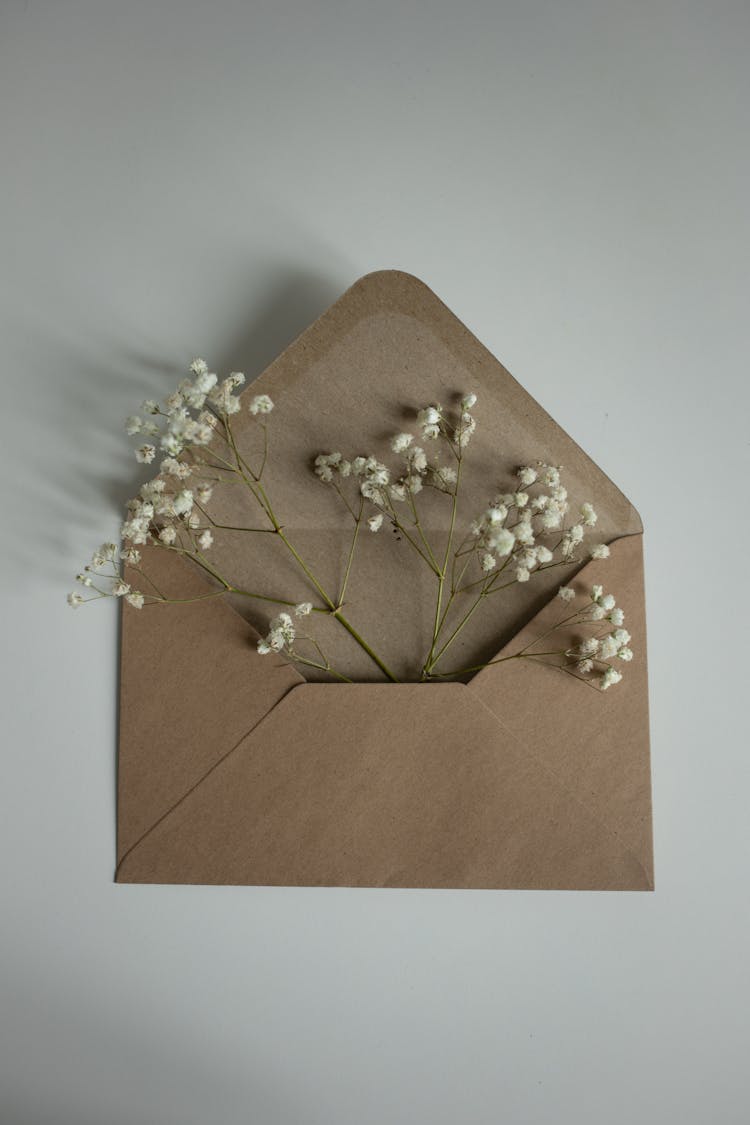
<box><xmin>117</xmin><ymin>683</ymin><xmax>651</xmax><ymax>889</ymax></box>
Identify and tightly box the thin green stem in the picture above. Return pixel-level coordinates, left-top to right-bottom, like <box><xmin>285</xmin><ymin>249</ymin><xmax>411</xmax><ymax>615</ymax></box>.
<box><xmin>332</xmin><ymin>610</ymin><xmax>399</xmax><ymax>682</ymax></box>
<box><xmin>339</xmin><ymin>498</ymin><xmax>364</xmax><ymax>604</ymax></box>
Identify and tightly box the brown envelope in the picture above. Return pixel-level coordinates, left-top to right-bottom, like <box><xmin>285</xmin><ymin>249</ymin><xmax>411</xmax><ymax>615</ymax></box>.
<box><xmin>116</xmin><ymin>271</ymin><xmax>653</xmax><ymax>890</ymax></box>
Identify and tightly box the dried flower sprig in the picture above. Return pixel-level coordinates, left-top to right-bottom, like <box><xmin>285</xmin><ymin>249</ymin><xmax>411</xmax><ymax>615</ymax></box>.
<box><xmin>429</xmin><ymin>582</ymin><xmax>632</xmax><ymax>691</ymax></box>
<box><xmin>69</xmin><ymin>362</ymin><xmax>632</xmax><ymax>689</ymax></box>
<box><xmin>309</xmin><ymin>393</ymin><xmax>627</xmax><ymax>684</ymax></box>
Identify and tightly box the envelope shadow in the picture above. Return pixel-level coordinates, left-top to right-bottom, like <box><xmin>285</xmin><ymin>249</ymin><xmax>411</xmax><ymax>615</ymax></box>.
<box><xmin>212</xmin><ymin>267</ymin><xmax>346</xmax><ymax>390</ymax></box>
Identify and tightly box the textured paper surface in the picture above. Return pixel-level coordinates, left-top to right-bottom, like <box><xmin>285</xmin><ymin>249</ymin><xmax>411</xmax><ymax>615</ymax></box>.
<box><xmin>117</xmin><ymin>270</ymin><xmax>653</xmax><ymax>889</ymax></box>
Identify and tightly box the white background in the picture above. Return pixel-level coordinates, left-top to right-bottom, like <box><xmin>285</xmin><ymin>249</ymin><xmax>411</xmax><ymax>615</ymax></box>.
<box><xmin>2</xmin><ymin>2</ymin><xmax>748</xmax><ymax>1122</ymax></box>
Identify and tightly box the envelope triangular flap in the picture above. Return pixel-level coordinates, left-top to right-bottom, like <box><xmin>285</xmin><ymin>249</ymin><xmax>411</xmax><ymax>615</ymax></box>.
<box><xmin>117</xmin><ymin>544</ymin><xmax>302</xmax><ymax>867</ymax></box>
<box><xmin>468</xmin><ymin>534</ymin><xmax>653</xmax><ymax>886</ymax></box>
<box><xmin>202</xmin><ymin>270</ymin><xmax>643</xmax><ymax>682</ymax></box>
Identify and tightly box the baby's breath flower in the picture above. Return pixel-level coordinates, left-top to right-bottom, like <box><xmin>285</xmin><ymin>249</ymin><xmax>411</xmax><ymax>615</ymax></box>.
<box><xmin>599</xmin><ymin>635</ymin><xmax>619</xmax><ymax>660</ymax></box>
<box><xmin>591</xmin><ymin>543</ymin><xmax>610</xmax><ymax>559</ymax></box>
<box><xmin>536</xmin><ymin>545</ymin><xmax>553</xmax><ymax>564</ymax></box>
<box><xmin>599</xmin><ymin>593</ymin><xmax>616</xmax><ymax>612</ymax></box>
<box><xmin>391</xmin><ymin>433</ymin><xmax>414</xmax><ymax>453</ymax></box>
<box><xmin>488</xmin><ymin>527</ymin><xmax>515</xmax><ymax>556</ymax></box>
<box><xmin>429</xmin><ymin>465</ymin><xmax>457</xmax><ymax>492</ymax></box>
<box><xmin>576</xmin><ymin>659</ymin><xmax>594</xmax><ymax>674</ymax></box>
<box><xmin>417</xmin><ymin>405</ymin><xmax>441</xmax><ymax>440</ymax></box>
<box><xmin>407</xmin><ymin>446</ymin><xmax>428</xmax><ymax>473</ymax></box>
<box><xmin>161</xmin><ymin>457</ymin><xmax>191</xmax><ymax>479</ymax></box>
<box><xmin>454</xmin><ymin>411</ymin><xmax>476</xmax><ymax>449</ymax></box>
<box><xmin>126</xmin><ymin>416</ymin><xmax>142</xmax><ymax>435</ymax></box>
<box><xmin>112</xmin><ymin>579</ymin><xmax>130</xmax><ymax>597</ymax></box>
<box><xmin>121</xmin><ymin>517</ymin><xmax>149</xmax><ymax>545</ymax></box>
<box><xmin>294</xmin><ymin>602</ymin><xmax>313</xmax><ymax>617</ymax></box>
<box><xmin>540</xmin><ymin>505</ymin><xmax>563</xmax><ymax>531</ymax></box>
<box><xmin>591</xmin><ymin>585</ymin><xmax>604</xmax><ymax>601</ymax></box>
<box><xmin>581</xmin><ymin>502</ymin><xmax>597</xmax><ymax>526</ymax></box>
<box><xmin>517</xmin><ymin>466</ymin><xmax>537</xmax><ymax>486</ymax></box>
<box><xmin>314</xmin><ymin>452</ymin><xmax>344</xmax><ymax>483</ymax></box>
<box><xmin>539</xmin><ymin>464</ymin><xmax>560</xmax><ymax>488</ymax></box>
<box><xmin>67</xmin><ymin>592</ymin><xmax>84</xmax><ymax>608</ymax></box>
<box><xmin>197</xmin><ymin>530</ymin><xmax>213</xmax><ymax>550</ymax></box>
<box><xmin>158</xmin><ymin>526</ymin><xmax>177</xmax><ymax>545</ymax></box>
<box><xmin>515</xmin><ymin>566</ymin><xmax>530</xmax><ymax>583</ymax></box>
<box><xmin>513</xmin><ymin>519</ymin><xmax>535</xmax><ymax>547</ymax></box>
<box><xmin>208</xmin><ymin>378</ymin><xmax>241</xmax><ymax>415</ymax></box>
<box><xmin>368</xmin><ymin>513</ymin><xmax>384</xmax><ymax>532</ymax></box>
<box><xmin>135</xmin><ymin>444</ymin><xmax>156</xmax><ymax>464</ymax></box>
<box><xmin>250</xmin><ymin>394</ymin><xmax>274</xmax><ymax>415</ymax></box>
<box><xmin>195</xmin><ymin>484</ymin><xmax>213</xmax><ymax>505</ymax></box>
<box><xmin>142</xmin><ymin>399</ymin><xmax>159</xmax><ymax>415</ymax></box>
<box><xmin>190</xmin><ymin>358</ymin><xmax>209</xmax><ymax>375</ymax></box>
<box><xmin>609</xmin><ymin>607</ymin><xmax>625</xmax><ymax>626</ymax></box>
<box><xmin>125</xmin><ymin>591</ymin><xmax>145</xmax><ymax>609</ymax></box>
<box><xmin>257</xmin><ymin>612</ymin><xmax>296</xmax><ymax>655</ymax></box>
<box><xmin>578</xmin><ymin>637</ymin><xmax>600</xmax><ymax>657</ymax></box>
<box><xmin>121</xmin><ymin>547</ymin><xmax>141</xmax><ymax>565</ymax></box>
<box><xmin>76</xmin><ymin>572</ymin><xmax>93</xmax><ymax>587</ymax></box>
<box><xmin>600</xmin><ymin>667</ymin><xmax>622</xmax><ymax>690</ymax></box>
<box><xmin>173</xmin><ymin>489</ymin><xmax>193</xmax><ymax>517</ymax></box>
<box><xmin>461</xmin><ymin>392</ymin><xmax>477</xmax><ymax>410</ymax></box>
<box><xmin>160</xmin><ymin>432</ymin><xmax>182</xmax><ymax>456</ymax></box>
<box><xmin>557</xmin><ymin>585</ymin><xmax>575</xmax><ymax>602</ymax></box>
<box><xmin>514</xmin><ymin>492</ymin><xmax>529</xmax><ymax>508</ymax></box>
<box><xmin>613</xmin><ymin>628</ymin><xmax>631</xmax><ymax>646</ymax></box>
<box><xmin>480</xmin><ymin>552</ymin><xmax>496</xmax><ymax>572</ymax></box>
<box><xmin>618</xmin><ymin>647</ymin><xmax>633</xmax><ymax>662</ymax></box>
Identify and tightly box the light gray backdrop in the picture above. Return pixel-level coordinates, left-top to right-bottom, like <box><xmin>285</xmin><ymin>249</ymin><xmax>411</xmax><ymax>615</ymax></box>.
<box><xmin>1</xmin><ymin>2</ymin><xmax>748</xmax><ymax>1123</ymax></box>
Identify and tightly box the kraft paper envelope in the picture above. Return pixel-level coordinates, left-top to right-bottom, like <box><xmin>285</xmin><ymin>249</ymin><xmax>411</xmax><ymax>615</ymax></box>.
<box><xmin>116</xmin><ymin>270</ymin><xmax>653</xmax><ymax>890</ymax></box>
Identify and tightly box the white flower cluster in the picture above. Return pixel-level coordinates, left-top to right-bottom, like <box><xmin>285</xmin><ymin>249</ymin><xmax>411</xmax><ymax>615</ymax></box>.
<box><xmin>70</xmin><ymin>359</ymin><xmax>275</xmax><ymax>611</ymax></box>
<box><xmin>124</xmin><ymin>358</ymin><xmax>274</xmax><ymax>464</ymax></box>
<box><xmin>466</xmin><ymin>463</ymin><xmax>601</xmax><ymax>584</ymax></box>
<box><xmin>67</xmin><ymin>542</ymin><xmax>145</xmax><ymax>609</ymax></box>
<box><xmin>561</xmin><ymin>585</ymin><xmax>633</xmax><ymax>690</ymax></box>
<box><xmin>313</xmin><ymin>394</ymin><xmax>475</xmax><ymax>521</ymax></box>
<box><xmin>417</xmin><ymin>393</ymin><xmax>477</xmax><ymax>447</ymax></box>
<box><xmin>257</xmin><ymin>611</ymin><xmax>296</xmax><ymax>655</ymax></box>
<box><xmin>256</xmin><ymin>602</ymin><xmax>312</xmax><ymax>655</ymax></box>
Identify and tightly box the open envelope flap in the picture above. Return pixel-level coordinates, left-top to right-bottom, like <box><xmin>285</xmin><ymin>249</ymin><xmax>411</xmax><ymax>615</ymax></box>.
<box><xmin>116</xmin><ymin>683</ymin><xmax>650</xmax><ymax>889</ymax></box>
<box><xmin>117</xmin><ymin>544</ymin><xmax>302</xmax><ymax>866</ymax></box>
<box><xmin>194</xmin><ymin>269</ymin><xmax>644</xmax><ymax>682</ymax></box>
<box><xmin>468</xmin><ymin>533</ymin><xmax>653</xmax><ymax>887</ymax></box>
